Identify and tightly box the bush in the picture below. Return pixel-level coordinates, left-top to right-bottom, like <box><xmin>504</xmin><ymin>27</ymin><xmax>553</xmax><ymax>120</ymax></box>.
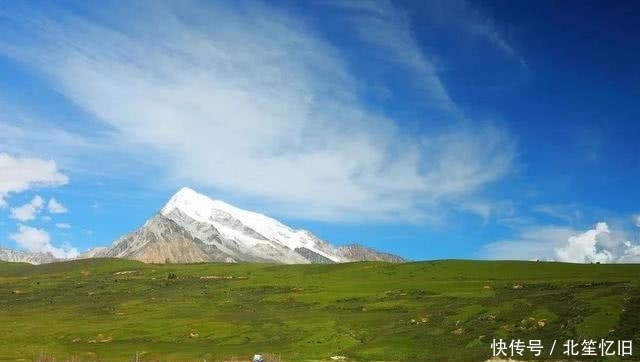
<box><xmin>167</xmin><ymin>272</ymin><xmax>177</xmax><ymax>280</ymax></box>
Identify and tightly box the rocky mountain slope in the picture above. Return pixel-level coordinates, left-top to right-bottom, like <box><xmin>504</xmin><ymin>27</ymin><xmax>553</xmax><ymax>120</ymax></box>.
<box><xmin>0</xmin><ymin>247</ymin><xmax>57</xmax><ymax>264</ymax></box>
<box><xmin>85</xmin><ymin>187</ymin><xmax>404</xmax><ymax>264</ymax></box>
<box><xmin>2</xmin><ymin>187</ymin><xmax>404</xmax><ymax>265</ymax></box>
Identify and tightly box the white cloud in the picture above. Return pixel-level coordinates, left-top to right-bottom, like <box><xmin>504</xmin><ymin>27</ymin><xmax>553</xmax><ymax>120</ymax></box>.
<box><xmin>634</xmin><ymin>214</ymin><xmax>640</xmax><ymax>227</ymax></box>
<box><xmin>55</xmin><ymin>223</ymin><xmax>71</xmax><ymax>229</ymax></box>
<box><xmin>463</xmin><ymin>7</ymin><xmax>525</xmax><ymax>67</ymax></box>
<box><xmin>9</xmin><ymin>195</ymin><xmax>45</xmax><ymax>221</ymax></box>
<box><xmin>462</xmin><ymin>203</ymin><xmax>491</xmax><ymax>222</ymax></box>
<box><xmin>555</xmin><ymin>222</ymin><xmax>614</xmax><ymax>263</ymax></box>
<box><xmin>330</xmin><ymin>0</ymin><xmax>525</xmax><ymax>69</ymax></box>
<box><xmin>47</xmin><ymin>198</ymin><xmax>68</xmax><ymax>214</ymax></box>
<box><xmin>0</xmin><ymin>102</ymin><xmax>153</xmax><ymax>179</ymax></box>
<box><xmin>0</xmin><ymin>153</ymin><xmax>68</xmax><ymax>207</ymax></box>
<box><xmin>479</xmin><ymin>225</ymin><xmax>576</xmax><ymax>261</ymax></box>
<box><xmin>533</xmin><ymin>204</ymin><xmax>584</xmax><ymax>224</ymax></box>
<box><xmin>9</xmin><ymin>224</ymin><xmax>79</xmax><ymax>259</ymax></box>
<box><xmin>0</xmin><ymin>1</ymin><xmax>514</xmax><ymax>222</ymax></box>
<box><xmin>326</xmin><ymin>0</ymin><xmax>457</xmax><ymax>111</ymax></box>
<box><xmin>481</xmin><ymin>222</ymin><xmax>640</xmax><ymax>263</ymax></box>
<box><xmin>461</xmin><ymin>200</ymin><xmax>514</xmax><ymax>224</ymax></box>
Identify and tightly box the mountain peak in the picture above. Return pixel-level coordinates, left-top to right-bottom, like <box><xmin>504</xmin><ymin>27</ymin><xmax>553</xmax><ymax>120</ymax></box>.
<box><xmin>161</xmin><ymin>187</ymin><xmax>253</xmax><ymax>224</ymax></box>
<box><xmin>2</xmin><ymin>187</ymin><xmax>404</xmax><ymax>265</ymax></box>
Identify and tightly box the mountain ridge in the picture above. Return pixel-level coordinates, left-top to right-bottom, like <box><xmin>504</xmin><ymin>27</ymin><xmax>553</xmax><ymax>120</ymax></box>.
<box><xmin>2</xmin><ymin>187</ymin><xmax>405</xmax><ymax>265</ymax></box>
<box><xmin>0</xmin><ymin>247</ymin><xmax>57</xmax><ymax>264</ymax></box>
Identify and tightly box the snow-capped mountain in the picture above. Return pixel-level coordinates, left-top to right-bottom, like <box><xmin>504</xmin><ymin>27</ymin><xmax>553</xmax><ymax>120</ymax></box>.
<box><xmin>0</xmin><ymin>247</ymin><xmax>57</xmax><ymax>264</ymax></box>
<box><xmin>84</xmin><ymin>187</ymin><xmax>404</xmax><ymax>264</ymax></box>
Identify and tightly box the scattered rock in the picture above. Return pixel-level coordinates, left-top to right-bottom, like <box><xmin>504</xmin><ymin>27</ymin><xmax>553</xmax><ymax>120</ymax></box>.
<box><xmin>451</xmin><ymin>328</ymin><xmax>464</xmax><ymax>335</ymax></box>
<box><xmin>330</xmin><ymin>356</ymin><xmax>347</xmax><ymax>361</ymax></box>
<box><xmin>88</xmin><ymin>334</ymin><xmax>112</xmax><ymax>343</ymax></box>
<box><xmin>512</xmin><ymin>284</ymin><xmax>523</xmax><ymax>289</ymax></box>
<box><xmin>199</xmin><ymin>275</ymin><xmax>248</xmax><ymax>280</ymax></box>
<box><xmin>114</xmin><ymin>270</ymin><xmax>142</xmax><ymax>276</ymax></box>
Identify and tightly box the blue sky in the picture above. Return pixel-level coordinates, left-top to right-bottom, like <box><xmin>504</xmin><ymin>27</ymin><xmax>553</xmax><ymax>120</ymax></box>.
<box><xmin>1</xmin><ymin>0</ymin><xmax>639</xmax><ymax>262</ymax></box>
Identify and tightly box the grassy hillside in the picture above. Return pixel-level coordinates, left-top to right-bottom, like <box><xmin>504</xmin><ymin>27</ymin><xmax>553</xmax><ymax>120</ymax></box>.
<box><xmin>0</xmin><ymin>259</ymin><xmax>639</xmax><ymax>362</ymax></box>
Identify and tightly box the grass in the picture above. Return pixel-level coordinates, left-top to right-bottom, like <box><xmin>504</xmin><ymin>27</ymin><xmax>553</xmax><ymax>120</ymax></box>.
<box><xmin>0</xmin><ymin>259</ymin><xmax>639</xmax><ymax>361</ymax></box>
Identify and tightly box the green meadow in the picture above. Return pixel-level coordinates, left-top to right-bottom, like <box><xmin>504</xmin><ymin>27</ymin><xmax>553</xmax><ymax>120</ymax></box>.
<box><xmin>0</xmin><ymin>259</ymin><xmax>638</xmax><ymax>362</ymax></box>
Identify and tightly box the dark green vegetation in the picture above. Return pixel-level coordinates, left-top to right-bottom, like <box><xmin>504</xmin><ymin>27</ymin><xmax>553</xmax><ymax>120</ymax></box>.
<box><xmin>1</xmin><ymin>259</ymin><xmax>639</xmax><ymax>362</ymax></box>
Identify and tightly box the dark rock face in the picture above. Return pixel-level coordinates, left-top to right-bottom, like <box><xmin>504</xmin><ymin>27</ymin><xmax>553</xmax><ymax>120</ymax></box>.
<box><xmin>338</xmin><ymin>244</ymin><xmax>405</xmax><ymax>263</ymax></box>
<box><xmin>295</xmin><ymin>247</ymin><xmax>336</xmax><ymax>264</ymax></box>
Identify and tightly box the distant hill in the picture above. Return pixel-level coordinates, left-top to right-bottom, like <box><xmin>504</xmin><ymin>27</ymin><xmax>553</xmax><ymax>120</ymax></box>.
<box><xmin>0</xmin><ymin>247</ymin><xmax>56</xmax><ymax>264</ymax></box>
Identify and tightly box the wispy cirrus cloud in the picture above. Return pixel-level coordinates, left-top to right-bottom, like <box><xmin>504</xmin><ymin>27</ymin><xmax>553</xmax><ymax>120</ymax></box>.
<box><xmin>461</xmin><ymin>200</ymin><xmax>515</xmax><ymax>224</ymax></box>
<box><xmin>532</xmin><ymin>203</ymin><xmax>584</xmax><ymax>224</ymax></box>
<box><xmin>323</xmin><ymin>0</ymin><xmax>457</xmax><ymax>112</ymax></box>
<box><xmin>0</xmin><ymin>0</ymin><xmax>515</xmax><ymax>222</ymax></box>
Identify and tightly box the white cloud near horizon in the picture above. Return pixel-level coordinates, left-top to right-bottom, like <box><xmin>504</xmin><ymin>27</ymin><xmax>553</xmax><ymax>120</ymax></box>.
<box><xmin>9</xmin><ymin>195</ymin><xmax>44</xmax><ymax>221</ymax></box>
<box><xmin>47</xmin><ymin>198</ymin><xmax>68</xmax><ymax>214</ymax></box>
<box><xmin>9</xmin><ymin>224</ymin><xmax>79</xmax><ymax>259</ymax></box>
<box><xmin>0</xmin><ymin>153</ymin><xmax>69</xmax><ymax>208</ymax></box>
<box><xmin>0</xmin><ymin>1</ymin><xmax>515</xmax><ymax>222</ymax></box>
<box><xmin>481</xmin><ymin>221</ymin><xmax>640</xmax><ymax>263</ymax></box>
<box><xmin>55</xmin><ymin>223</ymin><xmax>71</xmax><ymax>229</ymax></box>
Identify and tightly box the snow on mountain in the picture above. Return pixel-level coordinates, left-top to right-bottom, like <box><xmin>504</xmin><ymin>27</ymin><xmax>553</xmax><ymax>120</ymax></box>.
<box><xmin>98</xmin><ymin>214</ymin><xmax>235</xmax><ymax>263</ymax></box>
<box><xmin>160</xmin><ymin>187</ymin><xmax>348</xmax><ymax>263</ymax></box>
<box><xmin>0</xmin><ymin>247</ymin><xmax>57</xmax><ymax>264</ymax></box>
<box><xmin>2</xmin><ymin>187</ymin><xmax>404</xmax><ymax>265</ymax></box>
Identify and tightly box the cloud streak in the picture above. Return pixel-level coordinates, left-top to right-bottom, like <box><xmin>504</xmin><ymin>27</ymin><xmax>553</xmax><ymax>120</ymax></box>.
<box><xmin>0</xmin><ymin>1</ymin><xmax>515</xmax><ymax>222</ymax></box>
<box><xmin>325</xmin><ymin>0</ymin><xmax>457</xmax><ymax>112</ymax></box>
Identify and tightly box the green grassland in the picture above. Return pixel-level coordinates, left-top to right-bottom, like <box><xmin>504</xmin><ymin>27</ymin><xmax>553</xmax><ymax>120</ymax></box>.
<box><xmin>0</xmin><ymin>259</ymin><xmax>639</xmax><ymax>362</ymax></box>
